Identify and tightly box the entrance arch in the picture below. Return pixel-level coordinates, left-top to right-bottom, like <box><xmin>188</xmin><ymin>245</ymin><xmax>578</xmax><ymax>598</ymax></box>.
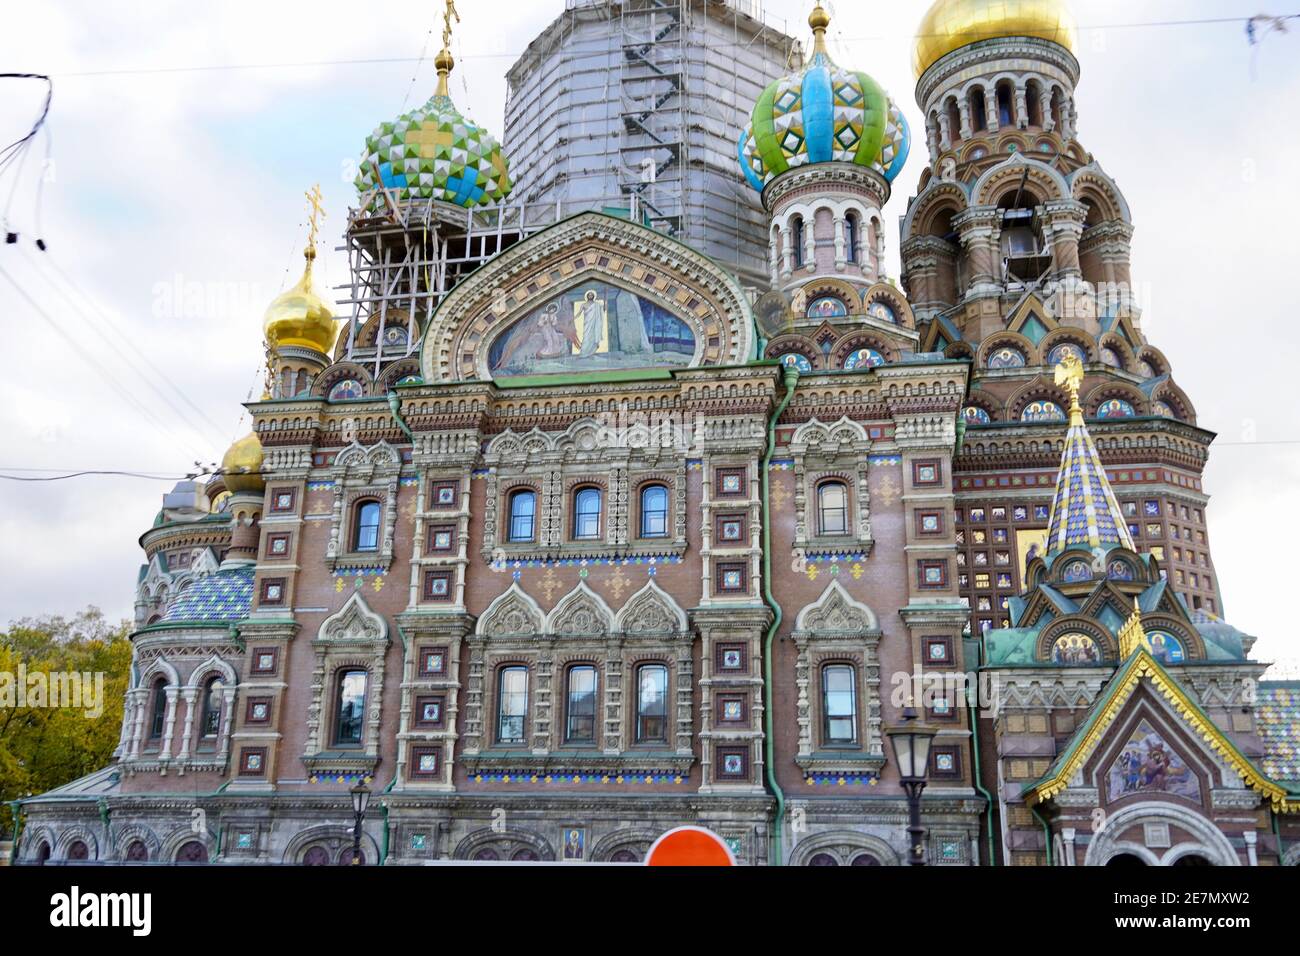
<box><xmin>1083</xmin><ymin>802</ymin><xmax>1239</xmax><ymax>867</ymax></box>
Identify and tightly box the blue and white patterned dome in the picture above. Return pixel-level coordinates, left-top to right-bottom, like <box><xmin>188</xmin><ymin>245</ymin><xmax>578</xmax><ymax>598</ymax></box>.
<box><xmin>738</xmin><ymin>5</ymin><xmax>910</xmax><ymax>193</ymax></box>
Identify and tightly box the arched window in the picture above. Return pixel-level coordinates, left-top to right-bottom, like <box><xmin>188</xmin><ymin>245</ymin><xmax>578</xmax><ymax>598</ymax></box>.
<box><xmin>996</xmin><ymin>82</ymin><xmax>1014</xmax><ymax>127</ymax></box>
<box><xmin>333</xmin><ymin>669</ymin><xmax>367</xmax><ymax>746</ymax></box>
<box><xmin>124</xmin><ymin>841</ymin><xmax>149</xmax><ymax>862</ymax></box>
<box><xmin>817</xmin><ymin>481</ymin><xmax>849</xmax><ymax>536</ymax></box>
<box><xmin>792</xmin><ymin>217</ymin><xmax>805</xmax><ymax>267</ymax></box>
<box><xmin>352</xmin><ymin>500</ymin><xmax>381</xmax><ymax>552</ymax></box>
<box><xmin>635</xmin><ymin>663</ymin><xmax>668</xmax><ymax>743</ymax></box>
<box><xmin>199</xmin><ymin>676</ymin><xmax>224</xmax><ymax>738</ymax></box>
<box><xmin>149</xmin><ymin>677</ymin><xmax>168</xmax><ymax>739</ymax></box>
<box><xmin>851</xmin><ymin>853</ymin><xmax>881</xmax><ymax>866</ymax></box>
<box><xmin>1026</xmin><ymin>80</ymin><xmax>1043</xmax><ymax>127</ymax></box>
<box><xmin>846</xmin><ymin>213</ymin><xmax>860</xmax><ymax>264</ymax></box>
<box><xmin>808</xmin><ymin>852</ymin><xmax>838</xmax><ymax>866</ymax></box>
<box><xmin>302</xmin><ymin>846</ymin><xmax>330</xmax><ymax>866</ymax></box>
<box><xmin>67</xmin><ymin>841</ymin><xmax>89</xmax><ymax>861</ymax></box>
<box><xmin>35</xmin><ymin>841</ymin><xmax>51</xmax><ymax>866</ymax></box>
<box><xmin>971</xmin><ymin>88</ymin><xmax>987</xmax><ymax>131</ymax></box>
<box><xmin>565</xmin><ymin>665</ymin><xmax>598</xmax><ymax>744</ymax></box>
<box><xmin>507</xmin><ymin>489</ymin><xmax>536</xmax><ymax>542</ymax></box>
<box><xmin>822</xmin><ymin>664</ymin><xmax>857</xmax><ymax>744</ymax></box>
<box><xmin>640</xmin><ymin>484</ymin><xmax>668</xmax><ymax>538</ymax></box>
<box><xmin>497</xmin><ymin>666</ymin><xmax>529</xmax><ymax>744</ymax></box>
<box><xmin>573</xmin><ymin>487</ymin><xmax>602</xmax><ymax>540</ymax></box>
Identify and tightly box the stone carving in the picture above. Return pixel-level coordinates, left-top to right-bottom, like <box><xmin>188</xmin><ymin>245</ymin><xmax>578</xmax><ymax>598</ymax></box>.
<box><xmin>545</xmin><ymin>582</ymin><xmax>614</xmax><ymax>638</ymax></box>
<box><xmin>479</xmin><ymin>583</ymin><xmax>545</xmax><ymax>638</ymax></box>
<box><xmin>614</xmin><ymin>579</ymin><xmax>689</xmax><ymax>636</ymax></box>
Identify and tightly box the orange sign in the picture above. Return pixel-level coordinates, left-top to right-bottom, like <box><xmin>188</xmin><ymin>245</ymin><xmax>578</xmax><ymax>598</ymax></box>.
<box><xmin>644</xmin><ymin>826</ymin><xmax>736</xmax><ymax>866</ymax></box>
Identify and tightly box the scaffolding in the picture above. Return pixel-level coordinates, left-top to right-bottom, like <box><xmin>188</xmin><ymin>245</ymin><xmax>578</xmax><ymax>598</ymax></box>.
<box><xmin>333</xmin><ymin>0</ymin><xmax>801</xmax><ymax>381</ymax></box>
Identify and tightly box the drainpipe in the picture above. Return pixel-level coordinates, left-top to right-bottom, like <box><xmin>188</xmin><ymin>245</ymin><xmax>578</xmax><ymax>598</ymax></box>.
<box><xmin>1030</xmin><ymin>803</ymin><xmax>1054</xmax><ymax>866</ymax></box>
<box><xmin>761</xmin><ymin>365</ymin><xmax>798</xmax><ymax>866</ymax></box>
<box><xmin>1273</xmin><ymin>811</ymin><xmax>1286</xmax><ymax>867</ymax></box>
<box><xmin>964</xmin><ymin>671</ymin><xmax>997</xmax><ymax>865</ymax></box>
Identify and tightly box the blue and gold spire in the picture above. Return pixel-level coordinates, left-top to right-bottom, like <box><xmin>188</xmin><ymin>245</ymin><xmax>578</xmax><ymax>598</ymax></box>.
<box><xmin>1044</xmin><ymin>351</ymin><xmax>1135</xmax><ymax>555</ymax></box>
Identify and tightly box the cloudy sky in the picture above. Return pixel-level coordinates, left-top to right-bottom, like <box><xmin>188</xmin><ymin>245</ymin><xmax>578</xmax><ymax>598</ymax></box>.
<box><xmin>0</xmin><ymin>1</ymin><xmax>1295</xmax><ymax>669</ymax></box>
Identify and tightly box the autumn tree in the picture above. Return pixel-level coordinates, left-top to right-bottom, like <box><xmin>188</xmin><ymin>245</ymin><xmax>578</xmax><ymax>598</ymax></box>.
<box><xmin>0</xmin><ymin>607</ymin><xmax>131</xmax><ymax>836</ymax></box>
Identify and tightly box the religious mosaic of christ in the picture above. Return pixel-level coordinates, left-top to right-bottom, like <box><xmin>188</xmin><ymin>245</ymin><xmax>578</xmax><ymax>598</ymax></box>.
<box><xmin>488</xmin><ymin>281</ymin><xmax>697</xmax><ymax>376</ymax></box>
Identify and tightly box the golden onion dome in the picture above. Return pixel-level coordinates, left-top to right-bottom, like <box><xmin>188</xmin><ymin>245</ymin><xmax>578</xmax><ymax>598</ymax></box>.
<box><xmin>913</xmin><ymin>0</ymin><xmax>1078</xmax><ymax>79</ymax></box>
<box><xmin>220</xmin><ymin>430</ymin><xmax>264</xmax><ymax>494</ymax></box>
<box><xmin>262</xmin><ymin>246</ymin><xmax>337</xmax><ymax>354</ymax></box>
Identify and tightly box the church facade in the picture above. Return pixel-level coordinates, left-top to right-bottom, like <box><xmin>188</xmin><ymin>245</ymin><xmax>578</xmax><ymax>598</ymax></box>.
<box><xmin>14</xmin><ymin>0</ymin><xmax>1300</xmax><ymax>866</ymax></box>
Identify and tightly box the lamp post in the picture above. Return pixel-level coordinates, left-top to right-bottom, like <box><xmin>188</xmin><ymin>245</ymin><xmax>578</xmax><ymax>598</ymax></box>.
<box><xmin>885</xmin><ymin>704</ymin><xmax>938</xmax><ymax>866</ymax></box>
<box><xmin>350</xmin><ymin>781</ymin><xmax>371</xmax><ymax>866</ymax></box>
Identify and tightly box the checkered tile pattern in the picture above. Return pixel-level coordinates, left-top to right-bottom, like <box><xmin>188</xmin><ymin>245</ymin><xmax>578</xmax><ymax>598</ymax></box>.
<box><xmin>161</xmin><ymin>566</ymin><xmax>255</xmax><ymax>624</ymax></box>
<box><xmin>1258</xmin><ymin>685</ymin><xmax>1300</xmax><ymax>781</ymax></box>
<box><xmin>355</xmin><ymin>93</ymin><xmax>512</xmax><ymax>211</ymax></box>
<box><xmin>738</xmin><ymin>51</ymin><xmax>909</xmax><ymax>192</ymax></box>
<box><xmin>1045</xmin><ymin>415</ymin><xmax>1136</xmax><ymax>554</ymax></box>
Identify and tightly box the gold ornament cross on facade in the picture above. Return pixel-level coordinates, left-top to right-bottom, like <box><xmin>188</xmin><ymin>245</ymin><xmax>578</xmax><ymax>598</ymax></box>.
<box><xmin>305</xmin><ymin>183</ymin><xmax>326</xmax><ymax>254</ymax></box>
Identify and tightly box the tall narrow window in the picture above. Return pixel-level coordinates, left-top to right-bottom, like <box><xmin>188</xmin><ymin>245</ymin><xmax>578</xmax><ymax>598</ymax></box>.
<box><xmin>822</xmin><ymin>664</ymin><xmax>857</xmax><ymax>744</ymax></box>
<box><xmin>565</xmin><ymin>665</ymin><xmax>598</xmax><ymax>744</ymax></box>
<box><xmin>792</xmin><ymin>218</ymin><xmax>805</xmax><ymax>267</ymax></box>
<box><xmin>573</xmin><ymin>487</ymin><xmax>602</xmax><ymax>540</ymax></box>
<box><xmin>817</xmin><ymin>481</ymin><xmax>849</xmax><ymax>536</ymax></box>
<box><xmin>636</xmin><ymin>664</ymin><xmax>668</xmax><ymax>743</ymax></box>
<box><xmin>200</xmin><ymin>676</ymin><xmax>224</xmax><ymax>738</ymax></box>
<box><xmin>353</xmin><ymin>500</ymin><xmax>381</xmax><ymax>552</ymax></box>
<box><xmin>508</xmin><ymin>489</ymin><xmax>536</xmax><ymax>542</ymax></box>
<box><xmin>497</xmin><ymin>666</ymin><xmax>528</xmax><ymax>744</ymax></box>
<box><xmin>846</xmin><ymin>214</ymin><xmax>860</xmax><ymax>264</ymax></box>
<box><xmin>640</xmin><ymin>484</ymin><xmax>668</xmax><ymax>538</ymax></box>
<box><xmin>149</xmin><ymin>678</ymin><xmax>168</xmax><ymax>739</ymax></box>
<box><xmin>334</xmin><ymin>669</ymin><xmax>367</xmax><ymax>746</ymax></box>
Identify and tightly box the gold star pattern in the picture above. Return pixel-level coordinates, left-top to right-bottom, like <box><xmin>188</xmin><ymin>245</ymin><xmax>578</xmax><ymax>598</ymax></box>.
<box><xmin>851</xmin><ymin>562</ymin><xmax>864</xmax><ymax>580</ymax></box>
<box><xmin>806</xmin><ymin>564</ymin><xmax>820</xmax><ymax>582</ymax></box>
<box><xmin>373</xmin><ymin>576</ymin><xmax>385</xmax><ymax>592</ymax></box>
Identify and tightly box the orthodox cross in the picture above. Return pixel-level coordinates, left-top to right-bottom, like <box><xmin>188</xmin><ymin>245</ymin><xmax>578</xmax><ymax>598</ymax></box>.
<box><xmin>304</xmin><ymin>183</ymin><xmax>326</xmax><ymax>253</ymax></box>
<box><xmin>442</xmin><ymin>0</ymin><xmax>459</xmax><ymax>55</ymax></box>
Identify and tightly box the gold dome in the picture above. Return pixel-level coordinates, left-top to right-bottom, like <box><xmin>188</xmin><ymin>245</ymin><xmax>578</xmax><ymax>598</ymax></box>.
<box><xmin>220</xmin><ymin>430</ymin><xmax>264</xmax><ymax>494</ymax></box>
<box><xmin>263</xmin><ymin>247</ymin><xmax>338</xmax><ymax>354</ymax></box>
<box><xmin>913</xmin><ymin>0</ymin><xmax>1078</xmax><ymax>79</ymax></box>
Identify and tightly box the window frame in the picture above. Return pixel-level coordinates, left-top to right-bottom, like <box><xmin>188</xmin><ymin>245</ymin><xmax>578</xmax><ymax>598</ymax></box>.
<box><xmin>506</xmin><ymin>488</ymin><xmax>537</xmax><ymax>543</ymax></box>
<box><xmin>563</xmin><ymin>664</ymin><xmax>599</xmax><ymax>746</ymax></box>
<box><xmin>351</xmin><ymin>499</ymin><xmax>382</xmax><ymax>553</ymax></box>
<box><xmin>638</xmin><ymin>484</ymin><xmax>669</xmax><ymax>539</ymax></box>
<box><xmin>332</xmin><ymin>668</ymin><xmax>369</xmax><ymax>748</ymax></box>
<box><xmin>634</xmin><ymin>662</ymin><xmax>670</xmax><ymax>745</ymax></box>
<box><xmin>821</xmin><ymin>662</ymin><xmax>859</xmax><ymax>747</ymax></box>
<box><xmin>496</xmin><ymin>665</ymin><xmax>530</xmax><ymax>745</ymax></box>
<box><xmin>816</xmin><ymin>480</ymin><xmax>850</xmax><ymax>537</ymax></box>
<box><xmin>571</xmin><ymin>486</ymin><xmax>603</xmax><ymax>541</ymax></box>
<box><xmin>199</xmin><ymin>675</ymin><xmax>224</xmax><ymax>739</ymax></box>
<box><xmin>149</xmin><ymin>678</ymin><xmax>168</xmax><ymax>740</ymax></box>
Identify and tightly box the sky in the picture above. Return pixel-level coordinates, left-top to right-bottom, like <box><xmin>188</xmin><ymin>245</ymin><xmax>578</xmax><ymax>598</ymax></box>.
<box><xmin>0</xmin><ymin>1</ymin><xmax>1296</xmax><ymax>671</ymax></box>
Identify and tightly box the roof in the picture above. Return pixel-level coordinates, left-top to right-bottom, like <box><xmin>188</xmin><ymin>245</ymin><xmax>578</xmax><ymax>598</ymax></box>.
<box><xmin>1045</xmin><ymin>410</ymin><xmax>1134</xmax><ymax>555</ymax></box>
<box><xmin>160</xmin><ymin>565</ymin><xmax>254</xmax><ymax>624</ymax></box>
<box><xmin>1258</xmin><ymin>683</ymin><xmax>1300</xmax><ymax>784</ymax></box>
<box><xmin>1024</xmin><ymin>648</ymin><xmax>1293</xmax><ymax>811</ymax></box>
<box><xmin>23</xmin><ymin>765</ymin><xmax>121</xmax><ymax>802</ymax></box>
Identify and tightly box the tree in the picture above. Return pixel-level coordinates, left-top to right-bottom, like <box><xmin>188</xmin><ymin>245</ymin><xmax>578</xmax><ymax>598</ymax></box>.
<box><xmin>0</xmin><ymin>607</ymin><xmax>131</xmax><ymax>837</ymax></box>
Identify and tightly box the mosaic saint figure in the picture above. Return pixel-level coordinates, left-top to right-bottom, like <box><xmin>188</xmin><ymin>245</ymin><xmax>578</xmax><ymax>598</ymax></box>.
<box><xmin>578</xmin><ymin>290</ymin><xmax>608</xmax><ymax>358</ymax></box>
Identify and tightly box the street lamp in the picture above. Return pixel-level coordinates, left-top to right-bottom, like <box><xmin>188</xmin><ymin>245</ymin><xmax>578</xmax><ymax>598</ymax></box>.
<box><xmin>885</xmin><ymin>704</ymin><xmax>938</xmax><ymax>866</ymax></box>
<box><xmin>350</xmin><ymin>780</ymin><xmax>371</xmax><ymax>866</ymax></box>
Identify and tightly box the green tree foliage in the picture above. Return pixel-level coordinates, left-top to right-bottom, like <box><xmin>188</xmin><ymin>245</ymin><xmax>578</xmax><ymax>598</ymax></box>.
<box><xmin>0</xmin><ymin>608</ymin><xmax>131</xmax><ymax>836</ymax></box>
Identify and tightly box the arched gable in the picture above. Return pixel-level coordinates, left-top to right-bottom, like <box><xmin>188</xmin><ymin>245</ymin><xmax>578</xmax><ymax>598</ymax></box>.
<box><xmin>421</xmin><ymin>212</ymin><xmax>754</xmax><ymax>383</ymax></box>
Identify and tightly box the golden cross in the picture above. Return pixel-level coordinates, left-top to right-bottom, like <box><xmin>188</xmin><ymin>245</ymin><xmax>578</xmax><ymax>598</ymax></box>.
<box><xmin>442</xmin><ymin>0</ymin><xmax>459</xmax><ymax>54</ymax></box>
<box><xmin>305</xmin><ymin>183</ymin><xmax>326</xmax><ymax>251</ymax></box>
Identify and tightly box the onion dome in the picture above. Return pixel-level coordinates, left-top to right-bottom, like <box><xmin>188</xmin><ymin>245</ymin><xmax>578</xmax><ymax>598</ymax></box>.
<box><xmin>220</xmin><ymin>430</ymin><xmax>264</xmax><ymax>494</ymax></box>
<box><xmin>913</xmin><ymin>0</ymin><xmax>1078</xmax><ymax>79</ymax></box>
<box><xmin>263</xmin><ymin>243</ymin><xmax>337</xmax><ymax>354</ymax></box>
<box><xmin>353</xmin><ymin>45</ymin><xmax>511</xmax><ymax>211</ymax></box>
<box><xmin>739</xmin><ymin>5</ymin><xmax>910</xmax><ymax>193</ymax></box>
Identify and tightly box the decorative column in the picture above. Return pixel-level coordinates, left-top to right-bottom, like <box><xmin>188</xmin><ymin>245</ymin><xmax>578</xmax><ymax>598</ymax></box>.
<box><xmin>937</xmin><ymin>111</ymin><xmax>952</xmax><ymax>151</ymax></box>
<box><xmin>1041</xmin><ymin>199</ymin><xmax>1088</xmax><ymax>283</ymax></box>
<box><xmin>953</xmin><ymin>206</ymin><xmax>1002</xmax><ymax>297</ymax></box>
<box><xmin>175</xmin><ymin>687</ymin><xmax>198</xmax><ymax>760</ymax></box>
<box><xmin>833</xmin><ymin>215</ymin><xmax>847</xmax><ymax>269</ymax></box>
<box><xmin>779</xmin><ymin>225</ymin><xmax>793</xmax><ymax>279</ymax></box>
<box><xmin>958</xmin><ymin>98</ymin><xmax>973</xmax><ymax>140</ymax></box>
<box><xmin>1014</xmin><ymin>83</ymin><xmax>1029</xmax><ymax>129</ymax></box>
<box><xmin>1039</xmin><ymin>90</ymin><xmax>1055</xmax><ymax>132</ymax></box>
<box><xmin>158</xmin><ymin>687</ymin><xmax>180</xmax><ymax>761</ymax></box>
<box><xmin>803</xmin><ymin>220</ymin><xmax>816</xmax><ymax>273</ymax></box>
<box><xmin>985</xmin><ymin>92</ymin><xmax>999</xmax><ymax>133</ymax></box>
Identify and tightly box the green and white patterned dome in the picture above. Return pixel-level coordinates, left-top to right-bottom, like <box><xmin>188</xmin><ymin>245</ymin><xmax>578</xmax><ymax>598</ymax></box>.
<box><xmin>739</xmin><ymin>5</ymin><xmax>910</xmax><ymax>193</ymax></box>
<box><xmin>354</xmin><ymin>51</ymin><xmax>511</xmax><ymax>211</ymax></box>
